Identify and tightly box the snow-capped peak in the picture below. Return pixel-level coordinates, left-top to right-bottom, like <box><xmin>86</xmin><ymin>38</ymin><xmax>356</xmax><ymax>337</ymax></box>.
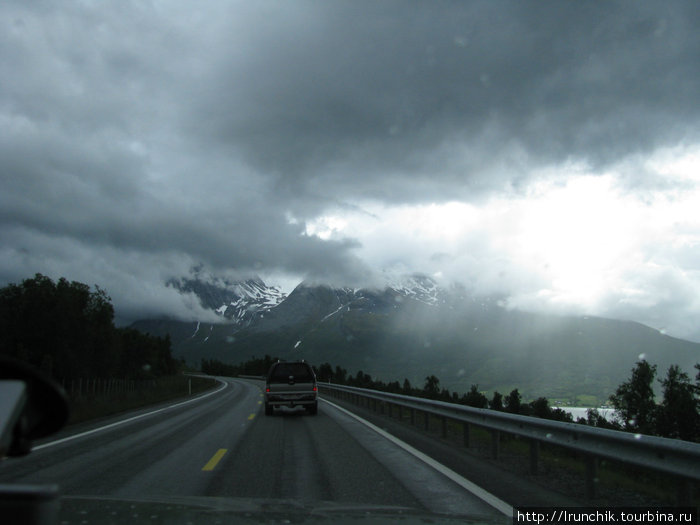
<box><xmin>383</xmin><ymin>272</ymin><xmax>441</xmax><ymax>306</ymax></box>
<box><xmin>167</xmin><ymin>274</ymin><xmax>286</xmax><ymax>326</ymax></box>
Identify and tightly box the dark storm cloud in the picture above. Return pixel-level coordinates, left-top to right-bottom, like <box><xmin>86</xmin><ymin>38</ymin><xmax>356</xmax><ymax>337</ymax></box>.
<box><xmin>1</xmin><ymin>1</ymin><xmax>372</xmax><ymax>286</ymax></box>
<box><xmin>195</xmin><ymin>1</ymin><xmax>700</xmax><ymax>202</ymax></box>
<box><xmin>1</xmin><ymin>1</ymin><xmax>699</xmax><ymax>322</ymax></box>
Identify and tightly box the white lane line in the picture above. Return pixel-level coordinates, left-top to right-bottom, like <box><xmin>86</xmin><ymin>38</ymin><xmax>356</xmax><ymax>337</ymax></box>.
<box><xmin>34</xmin><ymin>379</ymin><xmax>229</xmax><ymax>451</ymax></box>
<box><xmin>321</xmin><ymin>397</ymin><xmax>513</xmax><ymax>517</ymax></box>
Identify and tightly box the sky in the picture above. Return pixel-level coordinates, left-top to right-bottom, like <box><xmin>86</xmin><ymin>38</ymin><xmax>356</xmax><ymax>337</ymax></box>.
<box><xmin>2</xmin><ymin>1</ymin><xmax>700</xmax><ymax>340</ymax></box>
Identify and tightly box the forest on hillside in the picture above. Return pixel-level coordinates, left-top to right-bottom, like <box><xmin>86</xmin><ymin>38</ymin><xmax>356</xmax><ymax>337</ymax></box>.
<box><xmin>0</xmin><ymin>274</ymin><xmax>179</xmax><ymax>381</ymax></box>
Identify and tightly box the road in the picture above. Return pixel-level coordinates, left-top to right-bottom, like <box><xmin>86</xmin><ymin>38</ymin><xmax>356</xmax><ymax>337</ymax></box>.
<box><xmin>0</xmin><ymin>378</ymin><xmax>510</xmax><ymax>520</ymax></box>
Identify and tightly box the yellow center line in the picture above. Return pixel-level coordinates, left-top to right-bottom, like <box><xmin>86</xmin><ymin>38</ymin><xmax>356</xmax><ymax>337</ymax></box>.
<box><xmin>202</xmin><ymin>448</ymin><xmax>227</xmax><ymax>471</ymax></box>
<box><xmin>248</xmin><ymin>413</ymin><xmax>256</xmax><ymax>420</ymax></box>
<box><xmin>257</xmin><ymin>400</ymin><xmax>262</xmax><ymax>405</ymax></box>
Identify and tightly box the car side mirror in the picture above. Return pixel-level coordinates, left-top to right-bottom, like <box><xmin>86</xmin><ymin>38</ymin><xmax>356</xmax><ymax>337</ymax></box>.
<box><xmin>0</xmin><ymin>357</ymin><xmax>69</xmax><ymax>525</ymax></box>
<box><xmin>0</xmin><ymin>357</ymin><xmax>69</xmax><ymax>457</ymax></box>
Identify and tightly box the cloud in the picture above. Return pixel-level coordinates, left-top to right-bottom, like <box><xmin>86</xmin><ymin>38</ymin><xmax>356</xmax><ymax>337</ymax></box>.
<box><xmin>193</xmin><ymin>2</ymin><xmax>700</xmax><ymax>198</ymax></box>
<box><xmin>1</xmin><ymin>1</ymin><xmax>700</xmax><ymax>333</ymax></box>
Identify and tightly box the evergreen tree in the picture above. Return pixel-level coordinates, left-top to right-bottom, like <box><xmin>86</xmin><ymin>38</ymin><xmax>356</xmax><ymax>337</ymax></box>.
<box><xmin>505</xmin><ymin>388</ymin><xmax>522</xmax><ymax>414</ymax></box>
<box><xmin>529</xmin><ymin>397</ymin><xmax>551</xmax><ymax>419</ymax></box>
<box><xmin>490</xmin><ymin>391</ymin><xmax>504</xmax><ymax>411</ymax></box>
<box><xmin>317</xmin><ymin>362</ymin><xmax>334</xmax><ymax>382</ymax></box>
<box><xmin>656</xmin><ymin>365</ymin><xmax>699</xmax><ymax>441</ymax></box>
<box><xmin>334</xmin><ymin>365</ymin><xmax>347</xmax><ymax>384</ymax></box>
<box><xmin>609</xmin><ymin>360</ymin><xmax>657</xmax><ymax>435</ymax></box>
<box><xmin>584</xmin><ymin>408</ymin><xmax>619</xmax><ymax>430</ymax></box>
<box><xmin>423</xmin><ymin>375</ymin><xmax>440</xmax><ymax>398</ymax></box>
<box><xmin>463</xmin><ymin>384</ymin><xmax>488</xmax><ymax>408</ymax></box>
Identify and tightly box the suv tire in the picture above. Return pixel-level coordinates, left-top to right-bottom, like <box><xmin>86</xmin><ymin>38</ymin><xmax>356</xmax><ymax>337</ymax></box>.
<box><xmin>306</xmin><ymin>401</ymin><xmax>318</xmax><ymax>415</ymax></box>
<box><xmin>264</xmin><ymin>402</ymin><xmax>273</xmax><ymax>416</ymax></box>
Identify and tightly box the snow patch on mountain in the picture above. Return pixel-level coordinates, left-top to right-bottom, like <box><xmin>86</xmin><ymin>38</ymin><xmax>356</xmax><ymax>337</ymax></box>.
<box><xmin>167</xmin><ymin>273</ymin><xmax>285</xmax><ymax>327</ymax></box>
<box><xmin>167</xmin><ymin>267</ymin><xmax>450</xmax><ymax>332</ymax></box>
<box><xmin>380</xmin><ymin>271</ymin><xmax>443</xmax><ymax>305</ymax></box>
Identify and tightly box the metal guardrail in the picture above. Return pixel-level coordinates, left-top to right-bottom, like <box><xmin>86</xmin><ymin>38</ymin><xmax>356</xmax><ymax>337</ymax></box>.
<box><xmin>319</xmin><ymin>383</ymin><xmax>700</xmax><ymax>503</ymax></box>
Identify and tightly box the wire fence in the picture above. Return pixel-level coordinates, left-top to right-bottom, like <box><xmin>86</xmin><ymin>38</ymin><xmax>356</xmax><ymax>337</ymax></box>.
<box><xmin>61</xmin><ymin>375</ymin><xmax>213</xmax><ymax>400</ymax></box>
<box><xmin>63</xmin><ymin>375</ymin><xmax>218</xmax><ymax>424</ymax></box>
<box><xmin>62</xmin><ymin>377</ymin><xmax>157</xmax><ymax>399</ymax></box>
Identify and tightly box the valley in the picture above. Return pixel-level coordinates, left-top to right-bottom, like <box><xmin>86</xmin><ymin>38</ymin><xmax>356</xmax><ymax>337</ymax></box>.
<box><xmin>132</xmin><ymin>275</ymin><xmax>700</xmax><ymax>406</ymax></box>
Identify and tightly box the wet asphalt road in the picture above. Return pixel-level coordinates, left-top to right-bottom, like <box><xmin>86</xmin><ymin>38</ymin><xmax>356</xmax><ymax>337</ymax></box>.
<box><xmin>0</xmin><ymin>378</ymin><xmax>507</xmax><ymax>519</ymax></box>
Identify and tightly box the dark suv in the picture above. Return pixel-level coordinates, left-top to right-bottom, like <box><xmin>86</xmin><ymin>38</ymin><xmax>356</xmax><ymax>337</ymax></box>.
<box><xmin>264</xmin><ymin>361</ymin><xmax>318</xmax><ymax>415</ymax></box>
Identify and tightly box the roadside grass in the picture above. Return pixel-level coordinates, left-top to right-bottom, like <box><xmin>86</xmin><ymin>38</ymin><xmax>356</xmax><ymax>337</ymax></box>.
<box><xmin>575</xmin><ymin>394</ymin><xmax>600</xmax><ymax>406</ymax></box>
<box><xmin>67</xmin><ymin>375</ymin><xmax>218</xmax><ymax>424</ymax></box>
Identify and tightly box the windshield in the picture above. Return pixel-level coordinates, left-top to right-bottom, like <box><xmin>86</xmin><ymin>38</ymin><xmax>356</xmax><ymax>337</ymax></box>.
<box><xmin>1</xmin><ymin>1</ymin><xmax>699</xmax><ymax>522</ymax></box>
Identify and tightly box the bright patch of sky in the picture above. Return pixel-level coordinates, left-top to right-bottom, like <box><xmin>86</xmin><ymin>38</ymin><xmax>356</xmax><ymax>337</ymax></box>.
<box><xmin>303</xmin><ymin>146</ymin><xmax>700</xmax><ymax>339</ymax></box>
<box><xmin>304</xmin><ymin>216</ymin><xmax>348</xmax><ymax>241</ymax></box>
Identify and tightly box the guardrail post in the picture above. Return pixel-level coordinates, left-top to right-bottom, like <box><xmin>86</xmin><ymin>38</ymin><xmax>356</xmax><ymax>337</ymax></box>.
<box><xmin>585</xmin><ymin>455</ymin><xmax>598</xmax><ymax>499</ymax></box>
<box><xmin>463</xmin><ymin>423</ymin><xmax>470</xmax><ymax>448</ymax></box>
<box><xmin>491</xmin><ymin>430</ymin><xmax>500</xmax><ymax>459</ymax></box>
<box><xmin>441</xmin><ymin>416</ymin><xmax>447</xmax><ymax>438</ymax></box>
<box><xmin>529</xmin><ymin>439</ymin><xmax>539</xmax><ymax>474</ymax></box>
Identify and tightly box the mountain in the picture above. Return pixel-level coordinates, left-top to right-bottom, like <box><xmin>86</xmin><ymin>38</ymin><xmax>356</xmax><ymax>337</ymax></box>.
<box><xmin>167</xmin><ymin>275</ymin><xmax>285</xmax><ymax>326</ymax></box>
<box><xmin>131</xmin><ymin>274</ymin><xmax>700</xmax><ymax>405</ymax></box>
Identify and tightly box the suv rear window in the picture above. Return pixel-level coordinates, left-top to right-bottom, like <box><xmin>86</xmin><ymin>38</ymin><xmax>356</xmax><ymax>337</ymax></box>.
<box><xmin>268</xmin><ymin>363</ymin><xmax>314</xmax><ymax>383</ymax></box>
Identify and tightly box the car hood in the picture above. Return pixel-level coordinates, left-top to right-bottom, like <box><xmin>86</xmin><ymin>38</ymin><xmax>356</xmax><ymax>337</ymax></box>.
<box><xmin>59</xmin><ymin>495</ymin><xmax>510</xmax><ymax>525</ymax></box>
